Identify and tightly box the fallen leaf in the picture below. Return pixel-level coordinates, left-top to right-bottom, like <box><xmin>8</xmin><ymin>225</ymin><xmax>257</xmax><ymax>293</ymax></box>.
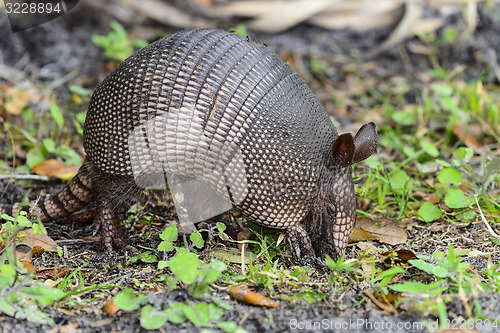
<box><xmin>36</xmin><ymin>266</ymin><xmax>71</xmax><ymax>279</ymax></box>
<box><xmin>356</xmin><ymin>241</ymin><xmax>378</xmax><ymax>254</ymax></box>
<box><xmin>363</xmin><ymin>289</ymin><xmax>395</xmax><ymax>313</ymax></box>
<box><xmin>230</xmin><ymin>286</ymin><xmax>277</xmax><ymax>308</ymax></box>
<box><xmin>19</xmin><ymin>229</ymin><xmax>58</xmax><ymax>252</ymax></box>
<box><xmin>31</xmin><ymin>159</ymin><xmax>80</xmax><ymax>180</ymax></box>
<box><xmin>373</xmin><ymin>292</ymin><xmax>404</xmax><ymax>305</ymax></box>
<box><xmin>103</xmin><ymin>300</ymin><xmax>120</xmax><ymax>316</ymax></box>
<box><xmin>361</xmin><ymin>263</ymin><xmax>373</xmax><ymax>275</ymax></box>
<box><xmin>21</xmin><ymin>260</ymin><xmax>35</xmax><ymax>272</ymax></box>
<box><xmin>246</xmin><ymin>0</ymin><xmax>340</xmax><ymax>33</ymax></box>
<box><xmin>15</xmin><ymin>244</ymin><xmax>32</xmax><ymax>261</ymax></box>
<box><xmin>210</xmin><ymin>248</ymin><xmax>251</xmax><ymax>264</ymax></box>
<box><xmin>44</xmin><ymin>279</ymin><xmax>58</xmax><ymax>288</ymax></box>
<box><xmin>311</xmin><ymin>3</ymin><xmax>403</xmax><ymax>31</ymax></box>
<box><xmin>467</xmin><ymin>250</ymin><xmax>490</xmax><ymax>257</ymax></box>
<box><xmin>4</xmin><ymin>86</ymin><xmax>30</xmax><ymax>115</ymax></box>
<box><xmin>382</xmin><ymin>249</ymin><xmax>418</xmax><ymax>264</ymax></box>
<box><xmin>355</xmin><ymin>217</ymin><xmax>408</xmax><ymax>246</ymax></box>
<box><xmin>276</xmin><ymin>232</ymin><xmax>286</xmax><ymax>247</ymax></box>
<box><xmin>452</xmin><ymin>123</ymin><xmax>481</xmax><ymax>149</ymax></box>
<box><xmin>350</xmin><ymin>227</ymin><xmax>378</xmax><ymax>242</ymax></box>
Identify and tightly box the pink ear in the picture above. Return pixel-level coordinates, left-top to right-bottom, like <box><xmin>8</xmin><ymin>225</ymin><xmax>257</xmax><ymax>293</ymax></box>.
<box><xmin>353</xmin><ymin>122</ymin><xmax>378</xmax><ymax>163</ymax></box>
<box><xmin>330</xmin><ymin>133</ymin><xmax>355</xmax><ymax>168</ymax></box>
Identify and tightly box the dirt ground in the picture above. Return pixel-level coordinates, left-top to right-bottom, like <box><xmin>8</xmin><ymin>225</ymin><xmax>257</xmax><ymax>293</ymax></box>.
<box><xmin>1</xmin><ymin>1</ymin><xmax>500</xmax><ymax>332</ymax></box>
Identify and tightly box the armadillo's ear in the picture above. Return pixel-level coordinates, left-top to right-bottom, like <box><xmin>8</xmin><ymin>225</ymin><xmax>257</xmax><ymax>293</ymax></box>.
<box><xmin>330</xmin><ymin>133</ymin><xmax>355</xmax><ymax>168</ymax></box>
<box><xmin>353</xmin><ymin>122</ymin><xmax>378</xmax><ymax>163</ymax></box>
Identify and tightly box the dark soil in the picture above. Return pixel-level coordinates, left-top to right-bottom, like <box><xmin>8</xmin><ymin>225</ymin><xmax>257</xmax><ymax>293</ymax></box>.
<box><xmin>1</xmin><ymin>1</ymin><xmax>499</xmax><ymax>332</ymax></box>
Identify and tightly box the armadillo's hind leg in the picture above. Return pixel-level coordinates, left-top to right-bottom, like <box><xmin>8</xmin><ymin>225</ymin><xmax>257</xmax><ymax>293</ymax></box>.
<box><xmin>92</xmin><ymin>174</ymin><xmax>139</xmax><ymax>252</ymax></box>
<box><xmin>93</xmin><ymin>196</ymin><xmax>132</xmax><ymax>252</ymax></box>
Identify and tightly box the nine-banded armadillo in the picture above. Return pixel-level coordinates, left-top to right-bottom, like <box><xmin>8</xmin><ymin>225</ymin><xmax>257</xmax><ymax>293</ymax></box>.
<box><xmin>0</xmin><ymin>28</ymin><xmax>377</xmax><ymax>264</ymax></box>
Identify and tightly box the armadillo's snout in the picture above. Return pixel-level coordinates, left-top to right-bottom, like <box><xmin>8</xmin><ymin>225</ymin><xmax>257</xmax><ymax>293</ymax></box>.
<box><xmin>330</xmin><ymin>173</ymin><xmax>357</xmax><ymax>258</ymax></box>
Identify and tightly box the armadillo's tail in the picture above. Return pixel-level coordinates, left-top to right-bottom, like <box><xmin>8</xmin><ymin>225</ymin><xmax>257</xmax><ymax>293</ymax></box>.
<box><xmin>0</xmin><ymin>158</ymin><xmax>96</xmax><ymax>221</ymax></box>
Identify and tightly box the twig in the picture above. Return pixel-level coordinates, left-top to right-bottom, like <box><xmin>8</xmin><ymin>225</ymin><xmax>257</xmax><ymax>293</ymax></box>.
<box><xmin>474</xmin><ymin>195</ymin><xmax>500</xmax><ymax>239</ymax></box>
<box><xmin>0</xmin><ymin>174</ymin><xmax>50</xmax><ymax>181</ymax></box>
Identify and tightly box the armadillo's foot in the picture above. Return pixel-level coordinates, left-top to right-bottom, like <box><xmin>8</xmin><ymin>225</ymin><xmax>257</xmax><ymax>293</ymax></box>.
<box><xmin>288</xmin><ymin>224</ymin><xmax>323</xmax><ymax>268</ymax></box>
<box><xmin>93</xmin><ymin>198</ymin><xmax>136</xmax><ymax>252</ymax></box>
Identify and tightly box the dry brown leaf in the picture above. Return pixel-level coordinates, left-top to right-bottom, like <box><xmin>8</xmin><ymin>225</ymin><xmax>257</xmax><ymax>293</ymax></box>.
<box><xmin>311</xmin><ymin>5</ymin><xmax>402</xmax><ymax>31</ymax></box>
<box><xmin>356</xmin><ymin>241</ymin><xmax>378</xmax><ymax>255</ymax></box>
<box><xmin>4</xmin><ymin>86</ymin><xmax>31</xmax><ymax>115</ymax></box>
<box><xmin>103</xmin><ymin>300</ymin><xmax>120</xmax><ymax>316</ymax></box>
<box><xmin>19</xmin><ymin>228</ymin><xmax>58</xmax><ymax>252</ymax></box>
<box><xmin>223</xmin><ymin>0</ymin><xmax>407</xmax><ymax>32</ymax></box>
<box><xmin>230</xmin><ymin>286</ymin><xmax>277</xmax><ymax>308</ymax></box>
<box><xmin>21</xmin><ymin>260</ymin><xmax>35</xmax><ymax>272</ymax></box>
<box><xmin>363</xmin><ymin>289</ymin><xmax>395</xmax><ymax>313</ymax></box>
<box><xmin>246</xmin><ymin>0</ymin><xmax>341</xmax><ymax>33</ymax></box>
<box><xmin>382</xmin><ymin>249</ymin><xmax>417</xmax><ymax>264</ymax></box>
<box><xmin>350</xmin><ymin>227</ymin><xmax>378</xmax><ymax>242</ymax></box>
<box><xmin>15</xmin><ymin>244</ymin><xmax>32</xmax><ymax>261</ymax></box>
<box><xmin>361</xmin><ymin>263</ymin><xmax>373</xmax><ymax>275</ymax></box>
<box><xmin>44</xmin><ymin>279</ymin><xmax>58</xmax><ymax>288</ymax></box>
<box><xmin>459</xmin><ymin>180</ymin><xmax>471</xmax><ymax>192</ymax></box>
<box><xmin>452</xmin><ymin>124</ymin><xmax>481</xmax><ymax>149</ymax></box>
<box><xmin>210</xmin><ymin>248</ymin><xmax>251</xmax><ymax>264</ymax></box>
<box><xmin>31</xmin><ymin>159</ymin><xmax>80</xmax><ymax>180</ymax></box>
<box><xmin>467</xmin><ymin>249</ymin><xmax>490</xmax><ymax>257</ymax></box>
<box><xmin>373</xmin><ymin>292</ymin><xmax>404</xmax><ymax>305</ymax></box>
<box><xmin>35</xmin><ymin>266</ymin><xmax>71</xmax><ymax>279</ymax></box>
<box><xmin>355</xmin><ymin>217</ymin><xmax>408</xmax><ymax>245</ymax></box>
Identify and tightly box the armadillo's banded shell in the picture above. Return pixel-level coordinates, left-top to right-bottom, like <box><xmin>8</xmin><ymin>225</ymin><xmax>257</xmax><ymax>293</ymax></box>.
<box><xmin>84</xmin><ymin>29</ymin><xmax>337</xmax><ymax>228</ymax></box>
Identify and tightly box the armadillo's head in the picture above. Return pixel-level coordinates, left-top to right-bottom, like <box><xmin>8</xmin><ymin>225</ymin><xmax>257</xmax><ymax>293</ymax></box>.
<box><xmin>304</xmin><ymin>122</ymin><xmax>378</xmax><ymax>261</ymax></box>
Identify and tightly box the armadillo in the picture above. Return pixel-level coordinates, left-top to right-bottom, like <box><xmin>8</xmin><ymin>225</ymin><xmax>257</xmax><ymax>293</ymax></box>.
<box><xmin>1</xmin><ymin>29</ymin><xmax>377</xmax><ymax>263</ymax></box>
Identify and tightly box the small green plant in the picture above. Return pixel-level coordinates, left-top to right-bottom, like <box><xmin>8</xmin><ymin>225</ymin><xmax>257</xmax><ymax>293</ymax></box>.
<box><xmin>389</xmin><ymin>245</ymin><xmax>500</xmax><ymax>330</ymax></box>
<box><xmin>92</xmin><ymin>21</ymin><xmax>148</xmax><ymax>62</ymax></box>
<box><xmin>113</xmin><ymin>224</ymin><xmax>242</xmax><ymax>330</ymax></box>
<box><xmin>0</xmin><ymin>212</ymin><xmax>66</xmax><ymax>324</ymax></box>
<box><xmin>326</xmin><ymin>253</ymin><xmax>365</xmax><ymax>290</ymax></box>
<box><xmin>3</xmin><ymin>101</ymin><xmax>83</xmax><ymax>173</ymax></box>
<box><xmin>310</xmin><ymin>56</ymin><xmax>328</xmax><ymax>73</ymax></box>
<box><xmin>232</xmin><ymin>23</ymin><xmax>247</xmax><ymax>38</ymax></box>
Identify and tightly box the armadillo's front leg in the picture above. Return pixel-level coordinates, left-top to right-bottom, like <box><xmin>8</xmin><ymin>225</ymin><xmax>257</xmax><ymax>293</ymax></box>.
<box><xmin>287</xmin><ymin>224</ymin><xmax>318</xmax><ymax>267</ymax></box>
<box><xmin>93</xmin><ymin>196</ymin><xmax>136</xmax><ymax>252</ymax></box>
